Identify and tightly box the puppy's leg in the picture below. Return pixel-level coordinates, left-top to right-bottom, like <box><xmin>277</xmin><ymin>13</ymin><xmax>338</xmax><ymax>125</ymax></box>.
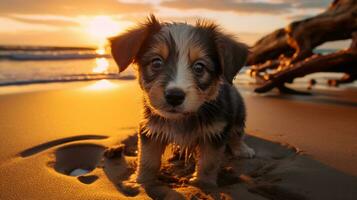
<box><xmin>239</xmin><ymin>140</ymin><xmax>255</xmax><ymax>158</ymax></box>
<box><xmin>229</xmin><ymin>128</ymin><xmax>255</xmax><ymax>158</ymax></box>
<box><xmin>136</xmin><ymin>133</ymin><xmax>166</xmax><ymax>184</ymax></box>
<box><xmin>190</xmin><ymin>142</ymin><xmax>225</xmax><ymax>187</ymax></box>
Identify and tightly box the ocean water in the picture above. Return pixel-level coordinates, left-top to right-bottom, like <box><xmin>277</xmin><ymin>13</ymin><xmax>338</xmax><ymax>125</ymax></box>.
<box><xmin>0</xmin><ymin>46</ymin><xmax>352</xmax><ymax>88</ymax></box>
<box><xmin>0</xmin><ymin>46</ymin><xmax>135</xmax><ymax>86</ymax></box>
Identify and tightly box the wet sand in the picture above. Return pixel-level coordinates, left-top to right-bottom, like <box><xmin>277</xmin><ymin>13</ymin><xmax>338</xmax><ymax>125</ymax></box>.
<box><xmin>0</xmin><ymin>80</ymin><xmax>356</xmax><ymax>200</ymax></box>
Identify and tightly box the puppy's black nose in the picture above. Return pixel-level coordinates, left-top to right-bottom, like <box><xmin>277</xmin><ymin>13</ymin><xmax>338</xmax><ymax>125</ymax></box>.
<box><xmin>165</xmin><ymin>88</ymin><xmax>185</xmax><ymax>107</ymax></box>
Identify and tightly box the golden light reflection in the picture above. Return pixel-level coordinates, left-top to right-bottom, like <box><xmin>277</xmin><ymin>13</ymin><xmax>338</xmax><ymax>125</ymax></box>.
<box><xmin>95</xmin><ymin>48</ymin><xmax>106</xmax><ymax>55</ymax></box>
<box><xmin>85</xmin><ymin>16</ymin><xmax>121</xmax><ymax>46</ymax></box>
<box><xmin>84</xmin><ymin>80</ymin><xmax>118</xmax><ymax>91</ymax></box>
<box><xmin>92</xmin><ymin>58</ymin><xmax>109</xmax><ymax>73</ymax></box>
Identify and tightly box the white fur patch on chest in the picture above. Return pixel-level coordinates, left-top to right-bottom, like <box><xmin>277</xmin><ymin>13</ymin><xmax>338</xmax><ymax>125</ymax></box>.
<box><xmin>142</xmin><ymin>118</ymin><xmax>227</xmax><ymax>148</ymax></box>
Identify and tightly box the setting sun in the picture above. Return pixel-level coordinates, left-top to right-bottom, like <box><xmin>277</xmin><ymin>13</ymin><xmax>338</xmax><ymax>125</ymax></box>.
<box><xmin>85</xmin><ymin>16</ymin><xmax>121</xmax><ymax>46</ymax></box>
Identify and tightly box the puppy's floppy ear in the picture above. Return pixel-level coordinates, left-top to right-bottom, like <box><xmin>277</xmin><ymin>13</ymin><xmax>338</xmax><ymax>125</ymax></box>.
<box><xmin>110</xmin><ymin>15</ymin><xmax>161</xmax><ymax>72</ymax></box>
<box><xmin>215</xmin><ymin>33</ymin><xmax>249</xmax><ymax>84</ymax></box>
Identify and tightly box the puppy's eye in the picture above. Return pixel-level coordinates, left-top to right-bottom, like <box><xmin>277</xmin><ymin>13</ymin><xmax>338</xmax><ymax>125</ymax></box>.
<box><xmin>192</xmin><ymin>61</ymin><xmax>206</xmax><ymax>76</ymax></box>
<box><xmin>151</xmin><ymin>57</ymin><xmax>163</xmax><ymax>71</ymax></box>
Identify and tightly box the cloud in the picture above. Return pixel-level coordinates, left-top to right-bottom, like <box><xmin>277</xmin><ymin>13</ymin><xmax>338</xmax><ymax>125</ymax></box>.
<box><xmin>0</xmin><ymin>29</ymin><xmax>93</xmax><ymax>46</ymax></box>
<box><xmin>160</xmin><ymin>0</ymin><xmax>333</xmax><ymax>15</ymax></box>
<box><xmin>0</xmin><ymin>0</ymin><xmax>155</xmax><ymax>16</ymax></box>
<box><xmin>160</xmin><ymin>0</ymin><xmax>292</xmax><ymax>14</ymax></box>
<box><xmin>0</xmin><ymin>0</ymin><xmax>156</xmax><ymax>32</ymax></box>
<box><xmin>0</xmin><ymin>0</ymin><xmax>335</xmax><ymax>47</ymax></box>
<box><xmin>286</xmin><ymin>14</ymin><xmax>315</xmax><ymax>21</ymax></box>
<box><xmin>0</xmin><ymin>0</ymin><xmax>333</xmax><ymax>18</ymax></box>
<box><xmin>119</xmin><ymin>14</ymin><xmax>209</xmax><ymax>25</ymax></box>
<box><xmin>5</xmin><ymin>15</ymin><xmax>80</xmax><ymax>27</ymax></box>
<box><xmin>282</xmin><ymin>0</ymin><xmax>332</xmax><ymax>9</ymax></box>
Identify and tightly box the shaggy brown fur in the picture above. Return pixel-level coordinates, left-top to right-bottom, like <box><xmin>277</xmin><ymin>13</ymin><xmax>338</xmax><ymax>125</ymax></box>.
<box><xmin>110</xmin><ymin>15</ymin><xmax>255</xmax><ymax>188</ymax></box>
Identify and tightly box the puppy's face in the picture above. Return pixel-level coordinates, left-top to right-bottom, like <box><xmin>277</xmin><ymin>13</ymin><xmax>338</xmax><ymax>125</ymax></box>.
<box><xmin>111</xmin><ymin>16</ymin><xmax>248</xmax><ymax>119</ymax></box>
<box><xmin>137</xmin><ymin>24</ymin><xmax>222</xmax><ymax>118</ymax></box>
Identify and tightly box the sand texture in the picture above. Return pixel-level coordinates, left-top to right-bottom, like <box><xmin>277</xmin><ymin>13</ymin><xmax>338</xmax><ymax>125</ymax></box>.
<box><xmin>0</xmin><ymin>80</ymin><xmax>356</xmax><ymax>200</ymax></box>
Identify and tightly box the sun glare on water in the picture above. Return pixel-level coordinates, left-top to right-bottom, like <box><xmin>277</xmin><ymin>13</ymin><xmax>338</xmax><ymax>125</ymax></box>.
<box><xmin>92</xmin><ymin>58</ymin><xmax>109</xmax><ymax>73</ymax></box>
<box><xmin>82</xmin><ymin>16</ymin><xmax>123</xmax><ymax>91</ymax></box>
<box><xmin>96</xmin><ymin>48</ymin><xmax>106</xmax><ymax>55</ymax></box>
<box><xmin>84</xmin><ymin>80</ymin><xmax>119</xmax><ymax>91</ymax></box>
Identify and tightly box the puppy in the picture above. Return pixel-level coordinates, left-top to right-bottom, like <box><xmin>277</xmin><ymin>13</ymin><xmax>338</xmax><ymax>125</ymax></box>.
<box><xmin>110</xmin><ymin>15</ymin><xmax>255</xmax><ymax>187</ymax></box>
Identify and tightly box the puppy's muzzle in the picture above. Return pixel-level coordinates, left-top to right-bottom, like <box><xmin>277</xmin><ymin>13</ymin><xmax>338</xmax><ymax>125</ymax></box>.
<box><xmin>165</xmin><ymin>88</ymin><xmax>185</xmax><ymax>107</ymax></box>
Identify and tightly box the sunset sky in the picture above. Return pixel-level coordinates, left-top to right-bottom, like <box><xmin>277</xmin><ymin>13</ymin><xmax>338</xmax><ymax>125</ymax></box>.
<box><xmin>0</xmin><ymin>0</ymin><xmax>347</xmax><ymax>48</ymax></box>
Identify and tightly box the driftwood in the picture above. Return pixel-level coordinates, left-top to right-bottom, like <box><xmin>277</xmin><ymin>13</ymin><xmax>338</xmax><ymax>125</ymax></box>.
<box><xmin>247</xmin><ymin>29</ymin><xmax>294</xmax><ymax>66</ymax></box>
<box><xmin>247</xmin><ymin>0</ymin><xmax>357</xmax><ymax>93</ymax></box>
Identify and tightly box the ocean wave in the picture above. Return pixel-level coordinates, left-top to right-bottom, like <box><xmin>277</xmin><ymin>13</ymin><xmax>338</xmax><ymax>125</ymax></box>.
<box><xmin>1</xmin><ymin>53</ymin><xmax>110</xmax><ymax>61</ymax></box>
<box><xmin>0</xmin><ymin>45</ymin><xmax>96</xmax><ymax>51</ymax></box>
<box><xmin>0</xmin><ymin>73</ymin><xmax>135</xmax><ymax>86</ymax></box>
<box><xmin>0</xmin><ymin>45</ymin><xmax>110</xmax><ymax>61</ymax></box>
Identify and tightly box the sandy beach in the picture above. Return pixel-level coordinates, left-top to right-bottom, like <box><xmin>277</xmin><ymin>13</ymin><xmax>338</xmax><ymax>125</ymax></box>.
<box><xmin>0</xmin><ymin>79</ymin><xmax>356</xmax><ymax>200</ymax></box>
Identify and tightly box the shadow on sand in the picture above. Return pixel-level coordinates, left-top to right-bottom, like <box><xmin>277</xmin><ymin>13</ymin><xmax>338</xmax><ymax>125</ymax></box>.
<box><xmin>39</xmin><ymin>133</ymin><xmax>357</xmax><ymax>200</ymax></box>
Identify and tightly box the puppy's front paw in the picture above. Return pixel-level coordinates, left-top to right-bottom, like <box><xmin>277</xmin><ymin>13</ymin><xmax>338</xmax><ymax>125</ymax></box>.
<box><xmin>188</xmin><ymin>177</ymin><xmax>217</xmax><ymax>188</ymax></box>
<box><xmin>239</xmin><ymin>142</ymin><xmax>255</xmax><ymax>158</ymax></box>
<box><xmin>119</xmin><ymin>179</ymin><xmax>140</xmax><ymax>196</ymax></box>
<box><xmin>104</xmin><ymin>145</ymin><xmax>124</xmax><ymax>159</ymax></box>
